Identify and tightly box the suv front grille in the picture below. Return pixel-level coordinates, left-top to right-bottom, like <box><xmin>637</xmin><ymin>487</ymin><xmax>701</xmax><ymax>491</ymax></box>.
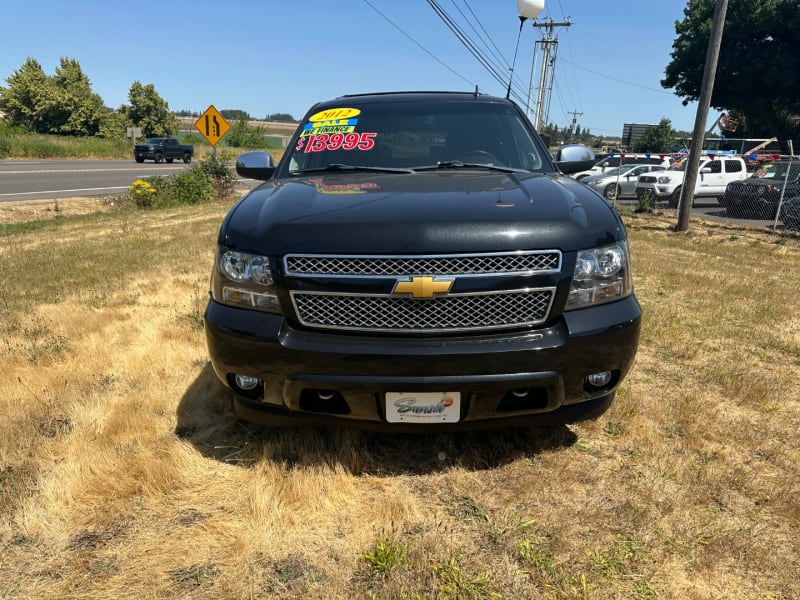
<box><xmin>638</xmin><ymin>175</ymin><xmax>657</xmax><ymax>184</ymax></box>
<box><xmin>284</xmin><ymin>251</ymin><xmax>561</xmax><ymax>277</ymax></box>
<box><xmin>285</xmin><ymin>251</ymin><xmax>561</xmax><ymax>333</ymax></box>
<box><xmin>291</xmin><ymin>289</ymin><xmax>555</xmax><ymax>333</ymax></box>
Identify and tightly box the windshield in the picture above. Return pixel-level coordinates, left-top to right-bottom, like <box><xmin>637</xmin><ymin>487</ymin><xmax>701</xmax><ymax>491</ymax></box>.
<box><xmin>753</xmin><ymin>162</ymin><xmax>800</xmax><ymax>179</ymax></box>
<box><xmin>283</xmin><ymin>99</ymin><xmax>551</xmax><ymax>175</ymax></box>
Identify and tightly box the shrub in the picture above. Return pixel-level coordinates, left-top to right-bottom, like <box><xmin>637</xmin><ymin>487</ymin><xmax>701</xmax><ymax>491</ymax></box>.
<box><xmin>128</xmin><ymin>179</ymin><xmax>158</xmax><ymax>207</ymax></box>
<box><xmin>196</xmin><ymin>154</ymin><xmax>236</xmax><ymax>197</ymax></box>
<box><xmin>163</xmin><ymin>169</ymin><xmax>215</xmax><ymax>206</ymax></box>
<box><xmin>126</xmin><ymin>157</ymin><xmax>236</xmax><ymax>209</ymax></box>
<box><xmin>635</xmin><ymin>188</ymin><xmax>656</xmax><ymax>213</ymax></box>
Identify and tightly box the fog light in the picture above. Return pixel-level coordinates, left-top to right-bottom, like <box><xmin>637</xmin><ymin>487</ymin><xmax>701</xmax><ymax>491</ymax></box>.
<box><xmin>586</xmin><ymin>371</ymin><xmax>612</xmax><ymax>388</ymax></box>
<box><xmin>235</xmin><ymin>374</ymin><xmax>260</xmax><ymax>391</ymax></box>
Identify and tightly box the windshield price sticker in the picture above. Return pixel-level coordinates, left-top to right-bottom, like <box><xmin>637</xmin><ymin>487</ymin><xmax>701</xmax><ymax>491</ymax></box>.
<box><xmin>385</xmin><ymin>392</ymin><xmax>461</xmax><ymax>423</ymax></box>
<box><xmin>296</xmin><ymin>132</ymin><xmax>376</xmax><ymax>153</ymax></box>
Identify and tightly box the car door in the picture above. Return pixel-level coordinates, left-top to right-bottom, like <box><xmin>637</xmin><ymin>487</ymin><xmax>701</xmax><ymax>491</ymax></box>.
<box><xmin>619</xmin><ymin>165</ymin><xmax>649</xmax><ymax>197</ymax></box>
<box><xmin>697</xmin><ymin>160</ymin><xmax>724</xmax><ymax>195</ymax></box>
<box><xmin>722</xmin><ymin>159</ymin><xmax>746</xmax><ymax>193</ymax></box>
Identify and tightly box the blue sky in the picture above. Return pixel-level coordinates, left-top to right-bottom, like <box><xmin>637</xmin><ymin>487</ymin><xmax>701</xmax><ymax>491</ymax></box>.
<box><xmin>0</xmin><ymin>1</ymin><xmax>711</xmax><ymax>137</ymax></box>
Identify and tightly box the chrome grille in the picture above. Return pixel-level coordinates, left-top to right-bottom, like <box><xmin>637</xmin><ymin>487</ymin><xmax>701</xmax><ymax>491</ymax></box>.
<box><xmin>291</xmin><ymin>289</ymin><xmax>555</xmax><ymax>333</ymax></box>
<box><xmin>284</xmin><ymin>251</ymin><xmax>561</xmax><ymax>277</ymax></box>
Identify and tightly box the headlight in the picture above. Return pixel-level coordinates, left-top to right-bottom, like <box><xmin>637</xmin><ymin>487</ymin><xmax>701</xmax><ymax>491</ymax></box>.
<box><xmin>657</xmin><ymin>176</ymin><xmax>672</xmax><ymax>184</ymax></box>
<box><xmin>566</xmin><ymin>241</ymin><xmax>632</xmax><ymax>309</ymax></box>
<box><xmin>213</xmin><ymin>249</ymin><xmax>280</xmax><ymax>312</ymax></box>
<box><xmin>220</xmin><ymin>251</ymin><xmax>273</xmax><ymax>285</ymax></box>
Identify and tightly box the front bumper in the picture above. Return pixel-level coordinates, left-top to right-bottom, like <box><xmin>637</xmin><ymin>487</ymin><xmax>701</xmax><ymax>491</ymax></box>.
<box><xmin>635</xmin><ymin>183</ymin><xmax>675</xmax><ymax>199</ymax></box>
<box><xmin>203</xmin><ymin>295</ymin><xmax>641</xmax><ymax>430</ymax></box>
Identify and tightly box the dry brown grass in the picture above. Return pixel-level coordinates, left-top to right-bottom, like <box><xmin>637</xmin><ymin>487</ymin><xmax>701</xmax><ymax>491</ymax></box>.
<box><xmin>0</xmin><ymin>201</ymin><xmax>798</xmax><ymax>599</ymax></box>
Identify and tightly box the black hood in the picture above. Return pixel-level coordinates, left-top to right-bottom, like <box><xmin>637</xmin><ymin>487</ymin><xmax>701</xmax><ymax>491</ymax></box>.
<box><xmin>220</xmin><ymin>170</ymin><xmax>624</xmax><ymax>255</ymax></box>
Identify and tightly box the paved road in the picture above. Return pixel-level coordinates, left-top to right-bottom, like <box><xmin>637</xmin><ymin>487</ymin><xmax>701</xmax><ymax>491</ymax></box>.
<box><xmin>0</xmin><ymin>159</ymin><xmax>199</xmax><ymax>202</ymax></box>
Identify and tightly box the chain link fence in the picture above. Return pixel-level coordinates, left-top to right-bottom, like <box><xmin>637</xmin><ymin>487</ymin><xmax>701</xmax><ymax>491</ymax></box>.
<box><xmin>716</xmin><ymin>156</ymin><xmax>799</xmax><ymax>230</ymax></box>
<box><xmin>622</xmin><ymin>144</ymin><xmax>800</xmax><ymax>234</ymax></box>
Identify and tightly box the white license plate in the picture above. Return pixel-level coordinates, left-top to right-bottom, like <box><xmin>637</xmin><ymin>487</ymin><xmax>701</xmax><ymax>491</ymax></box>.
<box><xmin>385</xmin><ymin>392</ymin><xmax>461</xmax><ymax>423</ymax></box>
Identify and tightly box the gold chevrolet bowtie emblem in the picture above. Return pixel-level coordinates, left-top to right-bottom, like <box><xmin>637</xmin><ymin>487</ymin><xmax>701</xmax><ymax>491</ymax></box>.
<box><xmin>393</xmin><ymin>276</ymin><xmax>453</xmax><ymax>299</ymax></box>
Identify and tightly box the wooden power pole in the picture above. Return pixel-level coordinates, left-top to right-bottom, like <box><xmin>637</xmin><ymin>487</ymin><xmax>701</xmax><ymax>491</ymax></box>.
<box><xmin>676</xmin><ymin>0</ymin><xmax>730</xmax><ymax>232</ymax></box>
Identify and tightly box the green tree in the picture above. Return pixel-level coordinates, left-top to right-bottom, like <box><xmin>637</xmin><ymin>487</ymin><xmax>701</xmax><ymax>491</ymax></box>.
<box><xmin>0</xmin><ymin>58</ymin><xmax>55</xmax><ymax>132</ymax></box>
<box><xmin>124</xmin><ymin>81</ymin><xmax>178</xmax><ymax>138</ymax></box>
<box><xmin>663</xmin><ymin>0</ymin><xmax>800</xmax><ymax>142</ymax></box>
<box><xmin>98</xmin><ymin>108</ymin><xmax>128</xmax><ymax>140</ymax></box>
<box><xmin>0</xmin><ymin>57</ymin><xmax>105</xmax><ymax>135</ymax></box>
<box><xmin>225</xmin><ymin>117</ymin><xmax>266</xmax><ymax>148</ymax></box>
<box><xmin>264</xmin><ymin>112</ymin><xmax>296</xmax><ymax>122</ymax></box>
<box><xmin>50</xmin><ymin>58</ymin><xmax>106</xmax><ymax>136</ymax></box>
<box><xmin>633</xmin><ymin>117</ymin><xmax>675</xmax><ymax>153</ymax></box>
<box><xmin>221</xmin><ymin>109</ymin><xmax>250</xmax><ymax>121</ymax></box>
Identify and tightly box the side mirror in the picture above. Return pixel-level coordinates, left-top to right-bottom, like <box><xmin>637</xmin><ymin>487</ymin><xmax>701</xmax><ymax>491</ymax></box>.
<box><xmin>554</xmin><ymin>144</ymin><xmax>596</xmax><ymax>175</ymax></box>
<box><xmin>236</xmin><ymin>151</ymin><xmax>277</xmax><ymax>181</ymax></box>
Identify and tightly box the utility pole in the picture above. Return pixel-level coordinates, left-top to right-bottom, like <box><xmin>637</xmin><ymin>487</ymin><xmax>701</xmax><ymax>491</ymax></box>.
<box><xmin>526</xmin><ymin>17</ymin><xmax>572</xmax><ymax>131</ymax></box>
<box><xmin>567</xmin><ymin>110</ymin><xmax>583</xmax><ymax>143</ymax></box>
<box><xmin>676</xmin><ymin>0</ymin><xmax>729</xmax><ymax>232</ymax></box>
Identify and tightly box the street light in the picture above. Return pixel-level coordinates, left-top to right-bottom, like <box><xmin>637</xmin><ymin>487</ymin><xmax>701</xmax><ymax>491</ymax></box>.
<box><xmin>517</xmin><ymin>0</ymin><xmax>545</xmax><ymax>19</ymax></box>
<box><xmin>508</xmin><ymin>1</ymin><xmax>546</xmax><ymax>98</ymax></box>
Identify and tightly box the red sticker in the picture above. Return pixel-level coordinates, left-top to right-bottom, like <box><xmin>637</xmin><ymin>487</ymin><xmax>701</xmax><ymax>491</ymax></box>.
<box><xmin>296</xmin><ymin>132</ymin><xmax>376</xmax><ymax>153</ymax></box>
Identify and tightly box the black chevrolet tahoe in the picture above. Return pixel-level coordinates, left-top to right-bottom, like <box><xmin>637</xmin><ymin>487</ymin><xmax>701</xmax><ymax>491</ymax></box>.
<box><xmin>204</xmin><ymin>91</ymin><xmax>642</xmax><ymax>431</ymax></box>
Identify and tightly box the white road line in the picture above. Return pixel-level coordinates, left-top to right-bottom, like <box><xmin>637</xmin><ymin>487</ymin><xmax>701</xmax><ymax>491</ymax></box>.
<box><xmin>0</xmin><ymin>186</ymin><xmax>128</xmax><ymax>197</ymax></box>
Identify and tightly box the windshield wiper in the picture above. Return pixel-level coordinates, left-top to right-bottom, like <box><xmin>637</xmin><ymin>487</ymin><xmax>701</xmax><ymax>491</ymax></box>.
<box><xmin>413</xmin><ymin>161</ymin><xmax>520</xmax><ymax>174</ymax></box>
<box><xmin>291</xmin><ymin>163</ymin><xmax>414</xmax><ymax>175</ymax></box>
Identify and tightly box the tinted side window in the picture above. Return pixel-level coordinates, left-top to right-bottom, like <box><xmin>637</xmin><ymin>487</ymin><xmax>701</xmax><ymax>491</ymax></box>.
<box><xmin>706</xmin><ymin>161</ymin><xmax>722</xmax><ymax>173</ymax></box>
<box><xmin>725</xmin><ymin>160</ymin><xmax>743</xmax><ymax>173</ymax></box>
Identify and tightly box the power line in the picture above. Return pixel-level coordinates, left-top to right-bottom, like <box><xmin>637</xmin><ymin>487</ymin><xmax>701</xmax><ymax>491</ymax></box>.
<box><xmin>429</xmin><ymin>1</ymin><xmax>537</xmax><ymax>104</ymax></box>
<box><xmin>452</xmin><ymin>0</ymin><xmax>509</xmax><ymax>77</ymax></box>
<box><xmin>426</xmin><ymin>0</ymin><xmax>509</xmax><ymax>92</ymax></box>
<box><xmin>360</xmin><ymin>0</ymin><xmax>474</xmax><ymax>88</ymax></box>
<box><xmin>559</xmin><ymin>57</ymin><xmax>674</xmax><ymax>94</ymax></box>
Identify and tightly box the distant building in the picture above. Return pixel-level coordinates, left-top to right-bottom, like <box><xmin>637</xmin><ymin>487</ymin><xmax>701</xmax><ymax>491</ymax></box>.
<box><xmin>621</xmin><ymin>123</ymin><xmax>657</xmax><ymax>151</ymax></box>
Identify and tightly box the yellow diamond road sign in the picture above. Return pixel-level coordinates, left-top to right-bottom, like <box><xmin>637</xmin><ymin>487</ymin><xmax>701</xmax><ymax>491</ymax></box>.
<box><xmin>195</xmin><ymin>105</ymin><xmax>230</xmax><ymax>146</ymax></box>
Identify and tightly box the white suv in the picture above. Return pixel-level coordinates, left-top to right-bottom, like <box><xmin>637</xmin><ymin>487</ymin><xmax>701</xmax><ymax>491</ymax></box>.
<box><xmin>634</xmin><ymin>156</ymin><xmax>748</xmax><ymax>207</ymax></box>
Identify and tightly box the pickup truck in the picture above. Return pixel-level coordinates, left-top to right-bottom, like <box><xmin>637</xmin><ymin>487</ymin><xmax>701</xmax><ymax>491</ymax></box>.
<box><xmin>719</xmin><ymin>160</ymin><xmax>800</xmax><ymax>219</ymax></box>
<box><xmin>134</xmin><ymin>137</ymin><xmax>193</xmax><ymax>164</ymax></box>
<box><xmin>203</xmin><ymin>91</ymin><xmax>641</xmax><ymax>431</ymax></box>
<box><xmin>634</xmin><ymin>155</ymin><xmax>748</xmax><ymax>207</ymax></box>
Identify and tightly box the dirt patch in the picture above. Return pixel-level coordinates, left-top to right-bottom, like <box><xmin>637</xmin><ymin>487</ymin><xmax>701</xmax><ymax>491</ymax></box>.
<box><xmin>0</xmin><ymin>196</ymin><xmax>121</xmax><ymax>224</ymax></box>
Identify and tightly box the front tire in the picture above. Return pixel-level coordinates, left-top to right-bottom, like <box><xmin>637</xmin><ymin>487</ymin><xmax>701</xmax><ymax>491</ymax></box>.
<box><xmin>135</xmin><ymin>157</ymin><xmax>144</xmax><ymax>163</ymax></box>
<box><xmin>154</xmin><ymin>153</ymin><xmax>164</xmax><ymax>164</ymax></box>
<box><xmin>603</xmin><ymin>184</ymin><xmax>619</xmax><ymax>201</ymax></box>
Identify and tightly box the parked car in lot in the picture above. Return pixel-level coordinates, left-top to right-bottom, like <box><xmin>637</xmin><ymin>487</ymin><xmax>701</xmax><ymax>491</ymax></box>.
<box><xmin>719</xmin><ymin>160</ymin><xmax>800</xmax><ymax>220</ymax></box>
<box><xmin>581</xmin><ymin>163</ymin><xmax>667</xmax><ymax>201</ymax></box>
<box><xmin>635</xmin><ymin>156</ymin><xmax>748</xmax><ymax>207</ymax></box>
<box><xmin>572</xmin><ymin>153</ymin><xmax>671</xmax><ymax>181</ymax></box>
<box><xmin>203</xmin><ymin>90</ymin><xmax>641</xmax><ymax>431</ymax></box>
